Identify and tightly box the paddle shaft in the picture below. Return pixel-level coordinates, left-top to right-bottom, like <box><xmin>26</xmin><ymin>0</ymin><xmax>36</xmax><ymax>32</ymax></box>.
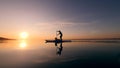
<box><xmin>56</xmin><ymin>31</ymin><xmax>57</xmax><ymax>38</ymax></box>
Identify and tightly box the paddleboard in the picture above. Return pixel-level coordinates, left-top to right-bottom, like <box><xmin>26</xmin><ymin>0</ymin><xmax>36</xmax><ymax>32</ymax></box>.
<box><xmin>45</xmin><ymin>39</ymin><xmax>71</xmax><ymax>43</ymax></box>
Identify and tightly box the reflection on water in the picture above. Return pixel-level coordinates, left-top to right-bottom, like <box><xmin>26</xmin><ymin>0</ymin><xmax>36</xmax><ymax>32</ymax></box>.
<box><xmin>19</xmin><ymin>40</ymin><xmax>27</xmax><ymax>48</ymax></box>
<box><xmin>55</xmin><ymin>42</ymin><xmax>63</xmax><ymax>56</ymax></box>
<box><xmin>46</xmin><ymin>41</ymin><xmax>64</xmax><ymax>56</ymax></box>
<box><xmin>0</xmin><ymin>40</ymin><xmax>120</xmax><ymax>68</ymax></box>
<box><xmin>0</xmin><ymin>40</ymin><xmax>8</xmax><ymax>43</ymax></box>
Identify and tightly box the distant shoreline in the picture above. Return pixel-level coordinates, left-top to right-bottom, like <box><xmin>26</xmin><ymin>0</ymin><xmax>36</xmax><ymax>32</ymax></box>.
<box><xmin>70</xmin><ymin>38</ymin><xmax>120</xmax><ymax>43</ymax></box>
<box><xmin>71</xmin><ymin>38</ymin><xmax>120</xmax><ymax>40</ymax></box>
<box><xmin>0</xmin><ymin>37</ymin><xmax>16</xmax><ymax>40</ymax></box>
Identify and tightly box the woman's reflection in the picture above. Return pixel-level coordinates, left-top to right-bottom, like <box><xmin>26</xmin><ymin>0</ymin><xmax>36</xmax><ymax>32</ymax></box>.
<box><xmin>55</xmin><ymin>42</ymin><xmax>63</xmax><ymax>56</ymax></box>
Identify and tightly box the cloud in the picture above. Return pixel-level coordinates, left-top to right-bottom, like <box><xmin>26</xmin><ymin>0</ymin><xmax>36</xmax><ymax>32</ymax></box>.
<box><xmin>35</xmin><ymin>22</ymin><xmax>81</xmax><ymax>28</ymax></box>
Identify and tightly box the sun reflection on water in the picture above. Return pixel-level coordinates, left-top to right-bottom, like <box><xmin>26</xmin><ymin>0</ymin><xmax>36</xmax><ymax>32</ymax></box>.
<box><xmin>19</xmin><ymin>40</ymin><xmax>27</xmax><ymax>48</ymax></box>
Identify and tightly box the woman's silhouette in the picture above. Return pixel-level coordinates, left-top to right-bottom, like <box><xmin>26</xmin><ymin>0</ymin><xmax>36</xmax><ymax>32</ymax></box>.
<box><xmin>57</xmin><ymin>30</ymin><xmax>63</xmax><ymax>40</ymax></box>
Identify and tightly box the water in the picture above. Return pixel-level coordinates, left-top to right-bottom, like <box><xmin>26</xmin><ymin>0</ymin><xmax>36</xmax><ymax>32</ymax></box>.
<box><xmin>0</xmin><ymin>40</ymin><xmax>120</xmax><ymax>68</ymax></box>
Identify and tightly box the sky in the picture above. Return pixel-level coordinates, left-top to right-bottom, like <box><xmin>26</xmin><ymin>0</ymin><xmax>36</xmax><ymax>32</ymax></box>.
<box><xmin>0</xmin><ymin>0</ymin><xmax>120</xmax><ymax>39</ymax></box>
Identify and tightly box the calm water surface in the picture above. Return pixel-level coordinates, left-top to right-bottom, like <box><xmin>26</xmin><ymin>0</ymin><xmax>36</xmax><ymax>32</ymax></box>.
<box><xmin>0</xmin><ymin>40</ymin><xmax>120</xmax><ymax>68</ymax></box>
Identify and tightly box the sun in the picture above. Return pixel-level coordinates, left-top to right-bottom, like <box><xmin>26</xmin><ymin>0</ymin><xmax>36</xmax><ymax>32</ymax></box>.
<box><xmin>20</xmin><ymin>32</ymin><xmax>28</xmax><ymax>39</ymax></box>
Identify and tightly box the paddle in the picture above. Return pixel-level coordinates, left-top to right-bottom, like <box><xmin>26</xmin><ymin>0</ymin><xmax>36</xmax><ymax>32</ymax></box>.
<box><xmin>56</xmin><ymin>31</ymin><xmax>58</xmax><ymax>38</ymax></box>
